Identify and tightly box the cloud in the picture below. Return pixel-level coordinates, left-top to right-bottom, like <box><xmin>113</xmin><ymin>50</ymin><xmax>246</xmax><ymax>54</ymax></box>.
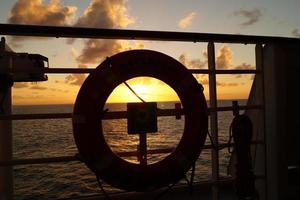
<box><xmin>233</xmin><ymin>8</ymin><xmax>262</xmax><ymax>26</ymax></box>
<box><xmin>65</xmin><ymin>74</ymin><xmax>86</xmax><ymax>86</ymax></box>
<box><xmin>234</xmin><ymin>63</ymin><xmax>255</xmax><ymax>78</ymax></box>
<box><xmin>7</xmin><ymin>0</ymin><xmax>77</xmax><ymax>46</ymax></box>
<box><xmin>67</xmin><ymin>0</ymin><xmax>134</xmax><ymax>44</ymax></box>
<box><xmin>9</xmin><ymin>0</ymin><xmax>77</xmax><ymax>25</ymax></box>
<box><xmin>224</xmin><ymin>82</ymin><xmax>239</xmax><ymax>87</ymax></box>
<box><xmin>76</xmin><ymin>39</ymin><xmax>123</xmax><ymax>65</ymax></box>
<box><xmin>192</xmin><ymin>75</ymin><xmax>208</xmax><ymax>86</ymax></box>
<box><xmin>216</xmin><ymin>46</ymin><xmax>255</xmax><ymax>78</ymax></box>
<box><xmin>65</xmin><ymin>0</ymin><xmax>136</xmax><ymax>86</ymax></box>
<box><xmin>70</xmin><ymin>47</ymin><xmax>79</xmax><ymax>58</ymax></box>
<box><xmin>50</xmin><ymin>88</ymin><xmax>69</xmax><ymax>93</ymax></box>
<box><xmin>178</xmin><ymin>52</ymin><xmax>207</xmax><ymax>87</ymax></box>
<box><xmin>66</xmin><ymin>40</ymin><xmax>143</xmax><ymax>86</ymax></box>
<box><xmin>30</xmin><ymin>85</ymin><xmax>47</xmax><ymax>90</ymax></box>
<box><xmin>13</xmin><ymin>82</ymin><xmax>29</xmax><ymax>88</ymax></box>
<box><xmin>7</xmin><ymin>0</ymin><xmax>137</xmax><ymax>87</ymax></box>
<box><xmin>13</xmin><ymin>82</ymin><xmax>69</xmax><ymax>92</ymax></box>
<box><xmin>292</xmin><ymin>29</ymin><xmax>300</xmax><ymax>37</ymax></box>
<box><xmin>179</xmin><ymin>46</ymin><xmax>254</xmax><ymax>72</ymax></box>
<box><xmin>178</xmin><ymin>53</ymin><xmax>207</xmax><ymax>69</ymax></box>
<box><xmin>234</xmin><ymin>63</ymin><xmax>255</xmax><ymax>70</ymax></box>
<box><xmin>71</xmin><ymin>40</ymin><xmax>144</xmax><ymax>67</ymax></box>
<box><xmin>67</xmin><ymin>39</ymin><xmax>126</xmax><ymax>86</ymax></box>
<box><xmin>74</xmin><ymin>0</ymin><xmax>134</xmax><ymax>29</ymax></box>
<box><xmin>13</xmin><ymin>82</ymin><xmax>48</xmax><ymax>90</ymax></box>
<box><xmin>178</xmin><ymin>12</ymin><xmax>196</xmax><ymax>29</ymax></box>
<box><xmin>216</xmin><ymin>45</ymin><xmax>232</xmax><ymax>69</ymax></box>
<box><xmin>193</xmin><ymin>77</ymin><xmax>241</xmax><ymax>87</ymax></box>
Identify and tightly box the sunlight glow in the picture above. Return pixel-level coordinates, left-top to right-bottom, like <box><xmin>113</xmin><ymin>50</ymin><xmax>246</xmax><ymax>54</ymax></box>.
<box><xmin>131</xmin><ymin>84</ymin><xmax>149</xmax><ymax>96</ymax></box>
<box><xmin>107</xmin><ymin>77</ymin><xmax>180</xmax><ymax>103</ymax></box>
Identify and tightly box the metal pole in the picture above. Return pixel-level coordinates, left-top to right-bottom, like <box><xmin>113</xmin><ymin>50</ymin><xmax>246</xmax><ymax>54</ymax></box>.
<box><xmin>1</xmin><ymin>23</ymin><xmax>300</xmax><ymax>44</ymax></box>
<box><xmin>255</xmin><ymin>44</ymin><xmax>268</xmax><ymax>200</ymax></box>
<box><xmin>0</xmin><ymin>89</ymin><xmax>13</xmax><ymax>200</ymax></box>
<box><xmin>208</xmin><ymin>41</ymin><xmax>219</xmax><ymax>200</ymax></box>
<box><xmin>0</xmin><ymin>38</ymin><xmax>13</xmax><ymax>200</ymax></box>
<box><xmin>139</xmin><ymin>133</ymin><xmax>147</xmax><ymax>165</ymax></box>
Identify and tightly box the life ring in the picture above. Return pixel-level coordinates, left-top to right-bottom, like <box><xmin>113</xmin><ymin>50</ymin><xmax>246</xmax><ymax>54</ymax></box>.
<box><xmin>72</xmin><ymin>50</ymin><xmax>208</xmax><ymax>191</ymax></box>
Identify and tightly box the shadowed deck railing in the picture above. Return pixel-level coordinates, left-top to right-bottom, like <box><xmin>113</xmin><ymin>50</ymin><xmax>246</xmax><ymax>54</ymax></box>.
<box><xmin>0</xmin><ymin>23</ymin><xmax>284</xmax><ymax>200</ymax></box>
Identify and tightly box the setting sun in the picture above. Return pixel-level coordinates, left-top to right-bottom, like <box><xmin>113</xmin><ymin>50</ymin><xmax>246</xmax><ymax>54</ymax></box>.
<box><xmin>131</xmin><ymin>84</ymin><xmax>148</xmax><ymax>95</ymax></box>
<box><xmin>106</xmin><ymin>77</ymin><xmax>180</xmax><ymax>103</ymax></box>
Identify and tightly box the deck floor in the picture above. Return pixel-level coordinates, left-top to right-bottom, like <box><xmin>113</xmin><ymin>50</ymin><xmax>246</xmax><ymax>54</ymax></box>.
<box><xmin>65</xmin><ymin>182</ymin><xmax>238</xmax><ymax>200</ymax></box>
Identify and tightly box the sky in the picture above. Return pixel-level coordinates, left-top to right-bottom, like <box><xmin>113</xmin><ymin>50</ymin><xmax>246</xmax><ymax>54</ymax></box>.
<box><xmin>0</xmin><ymin>0</ymin><xmax>300</xmax><ymax>105</ymax></box>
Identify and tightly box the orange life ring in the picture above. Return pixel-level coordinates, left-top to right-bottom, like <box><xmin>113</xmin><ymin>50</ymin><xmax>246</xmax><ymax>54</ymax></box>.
<box><xmin>72</xmin><ymin>50</ymin><xmax>208</xmax><ymax>191</ymax></box>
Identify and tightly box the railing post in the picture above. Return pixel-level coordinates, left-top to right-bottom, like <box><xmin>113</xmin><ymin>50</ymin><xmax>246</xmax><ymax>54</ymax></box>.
<box><xmin>0</xmin><ymin>38</ymin><xmax>13</xmax><ymax>200</ymax></box>
<box><xmin>138</xmin><ymin>133</ymin><xmax>147</xmax><ymax>165</ymax></box>
<box><xmin>255</xmin><ymin>44</ymin><xmax>267</xmax><ymax>200</ymax></box>
<box><xmin>208</xmin><ymin>41</ymin><xmax>219</xmax><ymax>200</ymax></box>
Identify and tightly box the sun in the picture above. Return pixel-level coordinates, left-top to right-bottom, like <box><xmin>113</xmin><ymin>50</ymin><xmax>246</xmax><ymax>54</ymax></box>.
<box><xmin>131</xmin><ymin>84</ymin><xmax>148</xmax><ymax>95</ymax></box>
<box><xmin>106</xmin><ymin>77</ymin><xmax>180</xmax><ymax>103</ymax></box>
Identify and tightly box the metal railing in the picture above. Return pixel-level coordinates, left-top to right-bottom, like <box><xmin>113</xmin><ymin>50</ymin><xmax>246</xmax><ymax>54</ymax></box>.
<box><xmin>0</xmin><ymin>23</ymin><xmax>280</xmax><ymax>200</ymax></box>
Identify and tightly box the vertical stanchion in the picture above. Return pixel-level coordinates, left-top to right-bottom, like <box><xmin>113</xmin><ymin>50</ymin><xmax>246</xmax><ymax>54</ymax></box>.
<box><xmin>208</xmin><ymin>41</ymin><xmax>219</xmax><ymax>200</ymax></box>
<box><xmin>139</xmin><ymin>133</ymin><xmax>147</xmax><ymax>165</ymax></box>
<box><xmin>255</xmin><ymin>44</ymin><xmax>267</xmax><ymax>200</ymax></box>
<box><xmin>0</xmin><ymin>38</ymin><xmax>13</xmax><ymax>200</ymax></box>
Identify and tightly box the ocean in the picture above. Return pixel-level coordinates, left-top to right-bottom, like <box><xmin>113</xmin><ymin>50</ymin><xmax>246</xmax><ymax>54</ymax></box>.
<box><xmin>12</xmin><ymin>101</ymin><xmax>244</xmax><ymax>199</ymax></box>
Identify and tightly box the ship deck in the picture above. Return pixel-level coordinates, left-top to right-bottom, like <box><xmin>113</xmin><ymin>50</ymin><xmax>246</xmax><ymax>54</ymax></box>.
<box><xmin>66</xmin><ymin>181</ymin><xmax>236</xmax><ymax>200</ymax></box>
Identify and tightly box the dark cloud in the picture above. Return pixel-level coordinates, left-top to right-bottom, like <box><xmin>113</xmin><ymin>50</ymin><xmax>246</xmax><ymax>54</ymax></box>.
<box><xmin>193</xmin><ymin>77</ymin><xmax>241</xmax><ymax>87</ymax></box>
<box><xmin>180</xmin><ymin>46</ymin><xmax>254</xmax><ymax>74</ymax></box>
<box><xmin>71</xmin><ymin>0</ymin><xmax>134</xmax><ymax>63</ymax></box>
<box><xmin>14</xmin><ymin>82</ymin><xmax>48</xmax><ymax>90</ymax></box>
<box><xmin>292</xmin><ymin>29</ymin><xmax>300</xmax><ymax>37</ymax></box>
<box><xmin>217</xmin><ymin>81</ymin><xmax>241</xmax><ymax>87</ymax></box>
<box><xmin>13</xmin><ymin>82</ymin><xmax>69</xmax><ymax>92</ymax></box>
<box><xmin>234</xmin><ymin>8</ymin><xmax>262</xmax><ymax>26</ymax></box>
<box><xmin>65</xmin><ymin>0</ymin><xmax>135</xmax><ymax>86</ymax></box>
<box><xmin>13</xmin><ymin>82</ymin><xmax>29</xmax><ymax>88</ymax></box>
<box><xmin>7</xmin><ymin>0</ymin><xmax>136</xmax><ymax>87</ymax></box>
<box><xmin>30</xmin><ymin>85</ymin><xmax>47</xmax><ymax>90</ymax></box>
<box><xmin>50</xmin><ymin>88</ymin><xmax>69</xmax><ymax>93</ymax></box>
<box><xmin>234</xmin><ymin>63</ymin><xmax>255</xmax><ymax>78</ymax></box>
<box><xmin>179</xmin><ymin>53</ymin><xmax>207</xmax><ymax>87</ymax></box>
<box><xmin>178</xmin><ymin>53</ymin><xmax>207</xmax><ymax>69</ymax></box>
<box><xmin>226</xmin><ymin>83</ymin><xmax>239</xmax><ymax>87</ymax></box>
<box><xmin>199</xmin><ymin>78</ymin><xmax>209</xmax><ymax>85</ymax></box>
<box><xmin>76</xmin><ymin>39</ymin><xmax>123</xmax><ymax>65</ymax></box>
<box><xmin>235</xmin><ymin>63</ymin><xmax>255</xmax><ymax>70</ymax></box>
<box><xmin>65</xmin><ymin>74</ymin><xmax>86</xmax><ymax>86</ymax></box>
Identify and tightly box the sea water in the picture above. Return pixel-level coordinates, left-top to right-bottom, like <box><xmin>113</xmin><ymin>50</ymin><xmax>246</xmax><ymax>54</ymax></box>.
<box><xmin>12</xmin><ymin>101</ymin><xmax>242</xmax><ymax>199</ymax></box>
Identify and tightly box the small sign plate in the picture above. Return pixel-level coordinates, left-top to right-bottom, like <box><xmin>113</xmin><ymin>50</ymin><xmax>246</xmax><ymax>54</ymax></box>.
<box><xmin>127</xmin><ymin>102</ymin><xmax>157</xmax><ymax>134</ymax></box>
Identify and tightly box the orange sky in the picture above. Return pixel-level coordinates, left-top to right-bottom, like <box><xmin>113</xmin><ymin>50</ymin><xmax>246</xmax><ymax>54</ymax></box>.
<box><xmin>11</xmin><ymin>74</ymin><xmax>253</xmax><ymax>105</ymax></box>
<box><xmin>1</xmin><ymin>0</ymin><xmax>261</xmax><ymax>105</ymax></box>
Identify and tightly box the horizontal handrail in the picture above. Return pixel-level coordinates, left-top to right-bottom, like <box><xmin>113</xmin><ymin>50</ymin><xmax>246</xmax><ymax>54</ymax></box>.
<box><xmin>189</xmin><ymin>69</ymin><xmax>259</xmax><ymax>74</ymax></box>
<box><xmin>1</xmin><ymin>23</ymin><xmax>300</xmax><ymax>44</ymax></box>
<box><xmin>0</xmin><ymin>67</ymin><xmax>260</xmax><ymax>74</ymax></box>
<box><xmin>0</xmin><ymin>105</ymin><xmax>262</xmax><ymax>120</ymax></box>
<box><xmin>0</xmin><ymin>141</ymin><xmax>264</xmax><ymax>166</ymax></box>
